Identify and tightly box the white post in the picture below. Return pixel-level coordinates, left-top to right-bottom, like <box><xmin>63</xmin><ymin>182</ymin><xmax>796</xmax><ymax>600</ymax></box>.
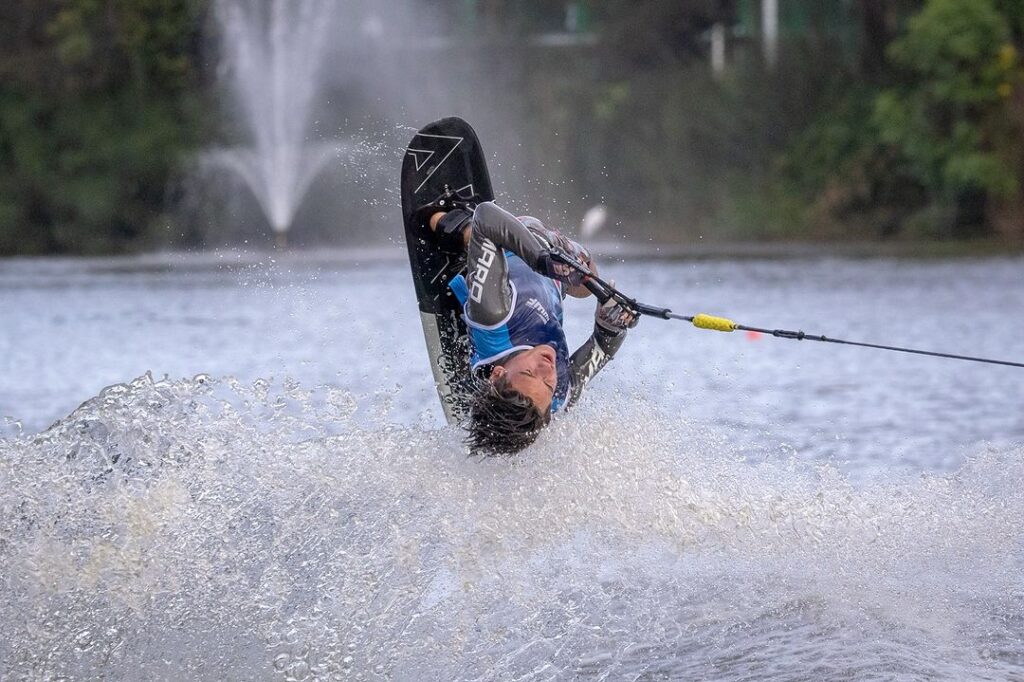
<box><xmin>762</xmin><ymin>0</ymin><xmax>779</xmax><ymax>69</ymax></box>
<box><xmin>711</xmin><ymin>22</ymin><xmax>726</xmax><ymax>77</ymax></box>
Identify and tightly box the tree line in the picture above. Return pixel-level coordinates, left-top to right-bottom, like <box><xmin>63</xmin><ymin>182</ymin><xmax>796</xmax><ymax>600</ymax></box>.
<box><xmin>0</xmin><ymin>0</ymin><xmax>206</xmax><ymax>255</ymax></box>
<box><xmin>0</xmin><ymin>0</ymin><xmax>1021</xmax><ymax>255</ymax></box>
<box><xmin>514</xmin><ymin>0</ymin><xmax>1024</xmax><ymax>242</ymax></box>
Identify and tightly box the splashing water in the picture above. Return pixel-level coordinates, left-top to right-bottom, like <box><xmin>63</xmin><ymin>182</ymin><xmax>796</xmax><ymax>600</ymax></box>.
<box><xmin>209</xmin><ymin>0</ymin><xmax>338</xmax><ymax>233</ymax></box>
<box><xmin>1</xmin><ymin>374</ymin><xmax>1022</xmax><ymax>679</ymax></box>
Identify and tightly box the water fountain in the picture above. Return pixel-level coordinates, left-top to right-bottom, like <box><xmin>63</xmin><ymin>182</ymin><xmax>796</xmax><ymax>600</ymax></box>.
<box><xmin>208</xmin><ymin>0</ymin><xmax>340</xmax><ymax>246</ymax></box>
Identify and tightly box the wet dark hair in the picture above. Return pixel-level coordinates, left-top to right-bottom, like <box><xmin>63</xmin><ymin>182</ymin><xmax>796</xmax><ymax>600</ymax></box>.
<box><xmin>465</xmin><ymin>374</ymin><xmax>551</xmax><ymax>456</ymax></box>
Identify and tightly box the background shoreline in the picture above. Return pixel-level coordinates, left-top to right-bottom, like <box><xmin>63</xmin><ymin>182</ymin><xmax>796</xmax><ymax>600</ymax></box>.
<box><xmin>3</xmin><ymin>238</ymin><xmax>1023</xmax><ymax>270</ymax></box>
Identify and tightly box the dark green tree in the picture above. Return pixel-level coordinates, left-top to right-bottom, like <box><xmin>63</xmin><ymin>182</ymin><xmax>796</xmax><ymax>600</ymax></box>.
<box><xmin>874</xmin><ymin>0</ymin><xmax>1022</xmax><ymax>235</ymax></box>
<box><xmin>0</xmin><ymin>0</ymin><xmax>208</xmax><ymax>255</ymax></box>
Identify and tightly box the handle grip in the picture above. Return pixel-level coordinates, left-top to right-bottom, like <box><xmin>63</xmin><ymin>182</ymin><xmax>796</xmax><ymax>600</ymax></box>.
<box><xmin>551</xmin><ymin>247</ymin><xmax>671</xmax><ymax>319</ymax></box>
<box><xmin>584</xmin><ymin>277</ymin><xmax>613</xmax><ymax>303</ymax></box>
<box><xmin>632</xmin><ymin>301</ymin><xmax>673</xmax><ymax>319</ymax></box>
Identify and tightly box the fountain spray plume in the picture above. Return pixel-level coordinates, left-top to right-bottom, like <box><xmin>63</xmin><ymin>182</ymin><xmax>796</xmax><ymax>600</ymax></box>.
<box><xmin>210</xmin><ymin>0</ymin><xmax>339</xmax><ymax>242</ymax></box>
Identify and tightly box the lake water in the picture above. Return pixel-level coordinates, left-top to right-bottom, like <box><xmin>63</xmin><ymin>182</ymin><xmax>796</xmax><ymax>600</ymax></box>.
<box><xmin>1</xmin><ymin>251</ymin><xmax>1022</xmax><ymax>680</ymax></box>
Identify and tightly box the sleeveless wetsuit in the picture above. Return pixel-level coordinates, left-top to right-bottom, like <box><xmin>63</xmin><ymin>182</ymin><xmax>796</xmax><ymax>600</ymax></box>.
<box><xmin>451</xmin><ymin>201</ymin><xmax>627</xmax><ymax>412</ymax></box>
<box><xmin>450</xmin><ymin>252</ymin><xmax>572</xmax><ymax>412</ymax></box>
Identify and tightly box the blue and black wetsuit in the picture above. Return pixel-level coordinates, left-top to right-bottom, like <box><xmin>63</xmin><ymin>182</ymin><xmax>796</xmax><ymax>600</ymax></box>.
<box><xmin>449</xmin><ymin>202</ymin><xmax>627</xmax><ymax>411</ymax></box>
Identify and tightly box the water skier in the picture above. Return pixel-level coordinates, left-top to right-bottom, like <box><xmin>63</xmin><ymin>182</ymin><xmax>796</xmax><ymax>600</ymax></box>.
<box><xmin>425</xmin><ymin>201</ymin><xmax>637</xmax><ymax>455</ymax></box>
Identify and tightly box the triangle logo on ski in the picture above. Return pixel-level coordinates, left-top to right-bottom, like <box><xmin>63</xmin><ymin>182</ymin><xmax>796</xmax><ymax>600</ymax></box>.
<box><xmin>406</xmin><ymin>132</ymin><xmax>464</xmax><ymax>193</ymax></box>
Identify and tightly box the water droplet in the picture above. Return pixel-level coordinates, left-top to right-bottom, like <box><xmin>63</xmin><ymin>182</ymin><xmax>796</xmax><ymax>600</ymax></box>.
<box><xmin>74</xmin><ymin>629</ymin><xmax>93</xmax><ymax>651</ymax></box>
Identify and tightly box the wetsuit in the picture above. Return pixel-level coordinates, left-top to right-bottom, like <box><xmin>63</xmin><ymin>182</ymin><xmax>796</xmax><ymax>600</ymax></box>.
<box><xmin>449</xmin><ymin>202</ymin><xmax>627</xmax><ymax>412</ymax></box>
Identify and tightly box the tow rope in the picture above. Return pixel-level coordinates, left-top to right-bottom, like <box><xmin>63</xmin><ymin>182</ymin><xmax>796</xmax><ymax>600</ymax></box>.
<box><xmin>550</xmin><ymin>250</ymin><xmax>1024</xmax><ymax>369</ymax></box>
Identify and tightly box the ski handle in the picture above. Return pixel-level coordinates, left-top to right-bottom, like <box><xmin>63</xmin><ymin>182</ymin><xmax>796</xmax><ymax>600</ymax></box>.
<box><xmin>549</xmin><ymin>249</ymin><xmax>672</xmax><ymax>319</ymax></box>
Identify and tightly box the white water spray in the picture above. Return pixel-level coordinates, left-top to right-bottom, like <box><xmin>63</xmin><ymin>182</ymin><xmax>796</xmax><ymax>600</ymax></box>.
<box><xmin>2</xmin><ymin>374</ymin><xmax>1022</xmax><ymax>679</ymax></box>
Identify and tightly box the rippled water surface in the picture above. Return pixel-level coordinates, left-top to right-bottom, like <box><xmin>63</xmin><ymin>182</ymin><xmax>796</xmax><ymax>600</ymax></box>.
<box><xmin>1</xmin><ymin>252</ymin><xmax>1022</xmax><ymax>680</ymax></box>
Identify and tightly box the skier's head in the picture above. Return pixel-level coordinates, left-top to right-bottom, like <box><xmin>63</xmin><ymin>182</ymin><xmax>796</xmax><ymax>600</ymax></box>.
<box><xmin>465</xmin><ymin>346</ymin><xmax>558</xmax><ymax>455</ymax></box>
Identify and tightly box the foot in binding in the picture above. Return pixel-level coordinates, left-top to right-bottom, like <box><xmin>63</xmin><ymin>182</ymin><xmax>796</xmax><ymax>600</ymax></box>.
<box><xmin>416</xmin><ymin>185</ymin><xmax>477</xmax><ymax>254</ymax></box>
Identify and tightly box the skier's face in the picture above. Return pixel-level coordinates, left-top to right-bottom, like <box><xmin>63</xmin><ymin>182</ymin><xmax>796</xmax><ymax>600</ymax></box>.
<box><xmin>489</xmin><ymin>345</ymin><xmax>557</xmax><ymax>413</ymax></box>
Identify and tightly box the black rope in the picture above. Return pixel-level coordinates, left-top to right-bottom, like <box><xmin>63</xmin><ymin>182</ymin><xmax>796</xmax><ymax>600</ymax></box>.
<box><xmin>551</xmin><ymin>248</ymin><xmax>1024</xmax><ymax>370</ymax></box>
<box><xmin>735</xmin><ymin>324</ymin><xmax>1024</xmax><ymax>368</ymax></box>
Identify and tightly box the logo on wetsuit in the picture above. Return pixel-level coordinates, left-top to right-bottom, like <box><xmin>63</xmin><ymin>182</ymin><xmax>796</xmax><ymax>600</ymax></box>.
<box><xmin>525</xmin><ymin>298</ymin><xmax>550</xmax><ymax>323</ymax></box>
<box><xmin>469</xmin><ymin>238</ymin><xmax>497</xmax><ymax>303</ymax></box>
<box><xmin>578</xmin><ymin>343</ymin><xmax>607</xmax><ymax>384</ymax></box>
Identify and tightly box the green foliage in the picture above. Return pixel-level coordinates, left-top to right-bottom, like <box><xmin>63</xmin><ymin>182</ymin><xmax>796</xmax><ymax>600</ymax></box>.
<box><xmin>569</xmin><ymin>2</ymin><xmax>858</xmax><ymax>240</ymax></box>
<box><xmin>873</xmin><ymin>0</ymin><xmax>1019</xmax><ymax>204</ymax></box>
<box><xmin>0</xmin><ymin>0</ymin><xmax>207</xmax><ymax>255</ymax></box>
<box><xmin>3</xmin><ymin>0</ymin><xmax>1023</xmax><ymax>252</ymax></box>
<box><xmin>995</xmin><ymin>0</ymin><xmax>1024</xmax><ymax>38</ymax></box>
<box><xmin>778</xmin><ymin>0</ymin><xmax>1024</xmax><ymax>238</ymax></box>
<box><xmin>782</xmin><ymin>87</ymin><xmax>877</xmax><ymax>197</ymax></box>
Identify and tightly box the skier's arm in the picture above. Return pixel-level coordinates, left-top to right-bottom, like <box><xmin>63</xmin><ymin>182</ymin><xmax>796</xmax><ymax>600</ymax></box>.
<box><xmin>459</xmin><ymin>202</ymin><xmax>564</xmax><ymax>325</ymax></box>
<box><xmin>430</xmin><ymin>201</ymin><xmax>595</xmax><ymax>323</ymax></box>
<box><xmin>567</xmin><ymin>331</ymin><xmax>622</xmax><ymax>408</ymax></box>
<box><xmin>471</xmin><ymin>202</ymin><xmax>600</xmax><ymax>293</ymax></box>
<box><xmin>429</xmin><ymin>205</ymin><xmax>514</xmax><ymax>326</ymax></box>
<box><xmin>470</xmin><ymin>201</ymin><xmax>549</xmax><ymax>265</ymax></box>
<box><xmin>566</xmin><ymin>298</ymin><xmax>635</xmax><ymax>408</ymax></box>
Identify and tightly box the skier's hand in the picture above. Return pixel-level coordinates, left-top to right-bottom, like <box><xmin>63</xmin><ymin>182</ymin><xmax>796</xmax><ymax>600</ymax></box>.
<box><xmin>536</xmin><ymin>250</ymin><xmax>587</xmax><ymax>287</ymax></box>
<box><xmin>594</xmin><ymin>282</ymin><xmax>638</xmax><ymax>334</ymax></box>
